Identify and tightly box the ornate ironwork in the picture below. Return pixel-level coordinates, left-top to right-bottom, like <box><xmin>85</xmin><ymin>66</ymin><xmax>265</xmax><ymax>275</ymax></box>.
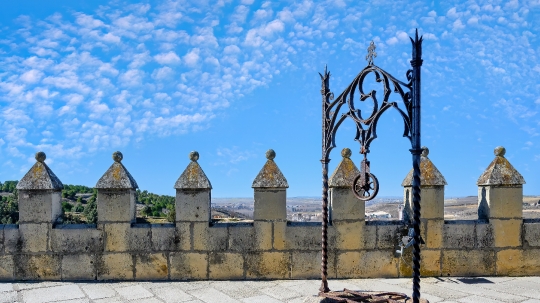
<box><xmin>320</xmin><ymin>29</ymin><xmax>424</xmax><ymax>303</ymax></box>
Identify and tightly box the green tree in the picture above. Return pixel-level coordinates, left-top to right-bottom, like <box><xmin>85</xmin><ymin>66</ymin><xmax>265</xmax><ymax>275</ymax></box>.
<box><xmin>62</xmin><ymin>201</ymin><xmax>73</xmax><ymax>212</ymax></box>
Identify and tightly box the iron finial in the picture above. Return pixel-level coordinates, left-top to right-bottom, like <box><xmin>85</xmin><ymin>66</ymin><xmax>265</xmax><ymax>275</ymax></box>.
<box><xmin>35</xmin><ymin>151</ymin><xmax>46</xmax><ymax>163</ymax></box>
<box><xmin>341</xmin><ymin>148</ymin><xmax>352</xmax><ymax>158</ymax></box>
<box><xmin>189</xmin><ymin>151</ymin><xmax>199</xmax><ymax>162</ymax></box>
<box><xmin>366</xmin><ymin>41</ymin><xmax>377</xmax><ymax>65</ymax></box>
<box><xmin>494</xmin><ymin>146</ymin><xmax>506</xmax><ymax>157</ymax></box>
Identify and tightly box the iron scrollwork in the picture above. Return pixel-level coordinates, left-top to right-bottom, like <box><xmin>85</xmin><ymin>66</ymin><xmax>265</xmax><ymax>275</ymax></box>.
<box><xmin>319</xmin><ymin>30</ymin><xmax>424</xmax><ymax>303</ymax></box>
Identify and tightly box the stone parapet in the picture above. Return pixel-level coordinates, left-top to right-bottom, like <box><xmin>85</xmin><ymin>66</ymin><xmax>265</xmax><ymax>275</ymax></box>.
<box><xmin>0</xmin><ymin>147</ymin><xmax>537</xmax><ymax>281</ymax></box>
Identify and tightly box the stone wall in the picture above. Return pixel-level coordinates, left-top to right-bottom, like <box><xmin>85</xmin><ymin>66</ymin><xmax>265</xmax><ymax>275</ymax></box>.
<box><xmin>0</xmin><ymin>147</ymin><xmax>538</xmax><ymax>281</ymax></box>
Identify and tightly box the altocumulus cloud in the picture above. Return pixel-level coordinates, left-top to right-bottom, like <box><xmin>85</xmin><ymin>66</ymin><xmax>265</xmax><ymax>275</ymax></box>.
<box><xmin>0</xmin><ymin>0</ymin><xmax>538</xmax><ymax>168</ymax></box>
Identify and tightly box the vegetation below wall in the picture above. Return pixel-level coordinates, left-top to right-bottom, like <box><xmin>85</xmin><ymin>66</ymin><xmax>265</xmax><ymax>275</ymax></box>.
<box><xmin>0</xmin><ymin>181</ymin><xmax>176</xmax><ymax>224</ymax></box>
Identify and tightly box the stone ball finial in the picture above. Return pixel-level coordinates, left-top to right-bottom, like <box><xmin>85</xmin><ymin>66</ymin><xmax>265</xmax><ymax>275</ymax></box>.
<box><xmin>341</xmin><ymin>148</ymin><xmax>352</xmax><ymax>158</ymax></box>
<box><xmin>266</xmin><ymin>149</ymin><xmax>276</xmax><ymax>160</ymax></box>
<box><xmin>35</xmin><ymin>151</ymin><xmax>46</xmax><ymax>163</ymax></box>
<box><xmin>494</xmin><ymin>146</ymin><xmax>506</xmax><ymax>157</ymax></box>
<box><xmin>189</xmin><ymin>151</ymin><xmax>199</xmax><ymax>162</ymax></box>
<box><xmin>421</xmin><ymin>146</ymin><xmax>429</xmax><ymax>157</ymax></box>
<box><xmin>112</xmin><ymin>151</ymin><xmax>123</xmax><ymax>163</ymax></box>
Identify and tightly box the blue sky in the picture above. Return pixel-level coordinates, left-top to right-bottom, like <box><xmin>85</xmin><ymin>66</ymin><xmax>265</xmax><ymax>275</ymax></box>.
<box><xmin>0</xmin><ymin>0</ymin><xmax>539</xmax><ymax>198</ymax></box>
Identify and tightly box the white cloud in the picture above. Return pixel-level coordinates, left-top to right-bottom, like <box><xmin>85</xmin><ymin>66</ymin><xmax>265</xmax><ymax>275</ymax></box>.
<box><xmin>154</xmin><ymin>51</ymin><xmax>181</xmax><ymax>64</ymax></box>
<box><xmin>151</xmin><ymin>66</ymin><xmax>174</xmax><ymax>80</ymax></box>
<box><xmin>20</xmin><ymin>69</ymin><xmax>44</xmax><ymax>83</ymax></box>
<box><xmin>183</xmin><ymin>48</ymin><xmax>200</xmax><ymax>67</ymax></box>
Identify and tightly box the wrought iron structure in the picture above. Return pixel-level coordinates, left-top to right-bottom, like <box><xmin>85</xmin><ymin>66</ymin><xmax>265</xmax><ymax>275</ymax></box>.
<box><xmin>319</xmin><ymin>30</ymin><xmax>424</xmax><ymax>303</ymax></box>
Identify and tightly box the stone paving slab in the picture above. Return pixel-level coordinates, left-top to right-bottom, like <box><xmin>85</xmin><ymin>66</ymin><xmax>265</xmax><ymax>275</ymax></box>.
<box><xmin>1</xmin><ymin>277</ymin><xmax>539</xmax><ymax>303</ymax></box>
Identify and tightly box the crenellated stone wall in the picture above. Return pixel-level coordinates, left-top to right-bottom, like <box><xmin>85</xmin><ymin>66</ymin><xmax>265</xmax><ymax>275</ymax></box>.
<box><xmin>0</xmin><ymin>146</ymin><xmax>538</xmax><ymax>281</ymax></box>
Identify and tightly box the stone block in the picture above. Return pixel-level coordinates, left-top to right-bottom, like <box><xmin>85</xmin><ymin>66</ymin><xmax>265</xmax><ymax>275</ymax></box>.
<box><xmin>476</xmin><ymin>222</ymin><xmax>494</xmax><ymax>248</ymax></box>
<box><xmin>479</xmin><ymin>186</ymin><xmax>522</xmax><ymax>219</ymax></box>
<box><xmin>441</xmin><ymin>250</ymin><xmax>495</xmax><ymax>276</ymax></box>
<box><xmin>3</xmin><ymin>225</ymin><xmax>19</xmax><ymax>253</ymax></box>
<box><xmin>18</xmin><ymin>190</ymin><xmax>62</xmax><ymax>223</ymax></box>
<box><xmin>0</xmin><ymin>255</ymin><xmax>14</xmax><ymax>280</ymax></box>
<box><xmin>425</xmin><ymin>219</ymin><xmax>443</xmax><ymax>249</ymax></box>
<box><xmin>228</xmin><ymin>225</ymin><xmax>254</xmax><ymax>252</ymax></box>
<box><xmin>491</xmin><ymin>219</ymin><xmax>521</xmax><ymax>247</ymax></box>
<box><xmin>135</xmin><ymin>253</ymin><xmax>168</xmax><ymax>280</ymax></box>
<box><xmin>253</xmin><ymin>189</ymin><xmax>286</xmax><ymax>221</ymax></box>
<box><xmin>19</xmin><ymin>223</ymin><xmax>49</xmax><ymax>252</ymax></box>
<box><xmin>14</xmin><ymin>254</ymin><xmax>61</xmax><ymax>280</ymax></box>
<box><xmin>192</xmin><ymin>223</ymin><xmax>227</xmax><ymax>251</ymax></box>
<box><xmin>524</xmin><ymin>222</ymin><xmax>540</xmax><ymax>247</ymax></box>
<box><xmin>330</xmin><ymin>188</ymin><xmax>365</xmax><ymax>221</ymax></box>
<box><xmin>176</xmin><ymin>189</ymin><xmax>211</xmax><ymax>222</ymax></box>
<box><xmin>51</xmin><ymin>227</ymin><xmax>102</xmax><ymax>253</ymax></box>
<box><xmin>337</xmin><ymin>251</ymin><xmax>398</xmax><ymax>278</ymax></box>
<box><xmin>421</xmin><ymin>250</ymin><xmax>441</xmax><ymax>277</ymax></box>
<box><xmin>103</xmin><ymin>223</ymin><xmax>129</xmax><ymax>252</ymax></box>
<box><xmin>284</xmin><ymin>224</ymin><xmax>321</xmax><ymax>250</ymax></box>
<box><xmin>497</xmin><ymin>249</ymin><xmax>540</xmax><ymax>276</ymax></box>
<box><xmin>170</xmin><ymin>252</ymin><xmax>208</xmax><ymax>280</ymax></box>
<box><xmin>97</xmin><ymin>189</ymin><xmax>136</xmax><ymax>223</ymax></box>
<box><xmin>420</xmin><ymin>186</ymin><xmax>444</xmax><ymax>219</ymax></box>
<box><xmin>0</xmin><ymin>225</ymin><xmax>4</xmax><ymax>253</ymax></box>
<box><xmin>333</xmin><ymin>221</ymin><xmax>364</xmax><ymax>250</ymax></box>
<box><xmin>129</xmin><ymin>225</ymin><xmax>152</xmax><ymax>251</ymax></box>
<box><xmin>363</xmin><ymin>224</ymin><xmax>376</xmax><ymax>249</ymax></box>
<box><xmin>97</xmin><ymin>253</ymin><xmax>134</xmax><ymax>280</ymax></box>
<box><xmin>208</xmin><ymin>252</ymin><xmax>244</xmax><ymax>279</ymax></box>
<box><xmin>246</xmin><ymin>252</ymin><xmax>290</xmax><ymax>279</ymax></box>
<box><xmin>291</xmin><ymin>251</ymin><xmax>336</xmax><ymax>279</ymax></box>
<box><xmin>62</xmin><ymin>254</ymin><xmax>96</xmax><ymax>280</ymax></box>
<box><xmin>151</xmin><ymin>225</ymin><xmax>175</xmax><ymax>251</ymax></box>
<box><xmin>175</xmin><ymin>222</ymin><xmax>191</xmax><ymax>251</ymax></box>
<box><xmin>254</xmin><ymin>221</ymin><xmax>272</xmax><ymax>251</ymax></box>
<box><xmin>377</xmin><ymin>224</ymin><xmax>400</xmax><ymax>249</ymax></box>
<box><xmin>273</xmin><ymin>221</ymin><xmax>287</xmax><ymax>250</ymax></box>
<box><xmin>443</xmin><ymin>222</ymin><xmax>475</xmax><ymax>248</ymax></box>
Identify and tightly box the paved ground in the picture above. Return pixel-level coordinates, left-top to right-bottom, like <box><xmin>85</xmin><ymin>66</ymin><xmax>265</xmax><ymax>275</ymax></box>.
<box><xmin>1</xmin><ymin>277</ymin><xmax>540</xmax><ymax>303</ymax></box>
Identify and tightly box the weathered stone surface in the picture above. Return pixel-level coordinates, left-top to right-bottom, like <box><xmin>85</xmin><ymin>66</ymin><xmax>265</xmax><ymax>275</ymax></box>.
<box><xmin>252</xmin><ymin>150</ymin><xmax>288</xmax><ymax>188</ymax></box>
<box><xmin>497</xmin><ymin>249</ymin><xmax>540</xmax><ymax>276</ymax></box>
<box><xmin>402</xmin><ymin>148</ymin><xmax>447</xmax><ymax>186</ymax></box>
<box><xmin>19</xmin><ymin>223</ymin><xmax>49</xmax><ymax>252</ymax></box>
<box><xmin>0</xmin><ymin>255</ymin><xmax>14</xmax><ymax>280</ymax></box>
<box><xmin>524</xmin><ymin>222</ymin><xmax>540</xmax><ymax>247</ymax></box>
<box><xmin>283</xmin><ymin>224</ymin><xmax>321</xmax><ymax>250</ymax></box>
<box><xmin>246</xmin><ymin>252</ymin><xmax>290</xmax><ymax>279</ymax></box>
<box><xmin>443</xmin><ymin>222</ymin><xmax>475</xmax><ymax>249</ymax></box>
<box><xmin>174</xmin><ymin>154</ymin><xmax>212</xmax><ymax>189</ymax></box>
<box><xmin>476</xmin><ymin>222</ymin><xmax>494</xmax><ymax>248</ymax></box>
<box><xmin>51</xmin><ymin>227</ymin><xmax>102</xmax><ymax>253</ymax></box>
<box><xmin>103</xmin><ymin>223</ymin><xmax>151</xmax><ymax>252</ymax></box>
<box><xmin>478</xmin><ymin>186</ymin><xmax>522</xmax><ymax>220</ymax></box>
<box><xmin>477</xmin><ymin>147</ymin><xmax>525</xmax><ymax>186</ymax></box>
<box><xmin>491</xmin><ymin>219</ymin><xmax>521</xmax><ymax>247</ymax></box>
<box><xmin>425</xmin><ymin>219</ymin><xmax>443</xmax><ymax>249</ymax></box>
<box><xmin>291</xmin><ymin>251</ymin><xmax>336</xmax><ymax>279</ymax></box>
<box><xmin>442</xmin><ymin>250</ymin><xmax>495</xmax><ymax>276</ymax></box>
<box><xmin>98</xmin><ymin>253</ymin><xmax>134</xmax><ymax>280</ymax></box>
<box><xmin>151</xmin><ymin>225</ymin><xmax>176</xmax><ymax>251</ymax></box>
<box><xmin>419</xmin><ymin>186</ymin><xmax>444</xmax><ymax>220</ymax></box>
<box><xmin>328</xmin><ymin>149</ymin><xmax>360</xmax><ymax>188</ymax></box>
<box><xmin>62</xmin><ymin>254</ymin><xmax>96</xmax><ymax>280</ymax></box>
<box><xmin>208</xmin><ymin>252</ymin><xmax>243</xmax><ymax>279</ymax></box>
<box><xmin>192</xmin><ymin>223</ymin><xmax>227</xmax><ymax>251</ymax></box>
<box><xmin>170</xmin><ymin>252</ymin><xmax>208</xmax><ymax>280</ymax></box>
<box><xmin>135</xmin><ymin>253</ymin><xmax>168</xmax><ymax>280</ymax></box>
<box><xmin>333</xmin><ymin>221</ymin><xmax>364</xmax><ymax>250</ymax></box>
<box><xmin>330</xmin><ymin>187</ymin><xmax>364</xmax><ymax>221</ymax></box>
<box><xmin>3</xmin><ymin>225</ymin><xmax>19</xmax><ymax>254</ymax></box>
<box><xmin>175</xmin><ymin>189</ymin><xmax>211</xmax><ymax>222</ymax></box>
<box><xmin>376</xmin><ymin>224</ymin><xmax>401</xmax><ymax>249</ymax></box>
<box><xmin>15</xmin><ymin>254</ymin><xmax>61</xmax><ymax>280</ymax></box>
<box><xmin>337</xmin><ymin>251</ymin><xmax>398</xmax><ymax>278</ymax></box>
<box><xmin>97</xmin><ymin>189</ymin><xmax>136</xmax><ymax>223</ymax></box>
<box><xmin>228</xmin><ymin>225</ymin><xmax>255</xmax><ymax>252</ymax></box>
<box><xmin>175</xmin><ymin>223</ymin><xmax>191</xmax><ymax>251</ymax></box>
<box><xmin>18</xmin><ymin>190</ymin><xmax>62</xmax><ymax>223</ymax></box>
<box><xmin>95</xmin><ymin>153</ymin><xmax>138</xmax><ymax>189</ymax></box>
<box><xmin>420</xmin><ymin>249</ymin><xmax>441</xmax><ymax>277</ymax></box>
<box><xmin>253</xmin><ymin>189</ymin><xmax>286</xmax><ymax>221</ymax></box>
<box><xmin>363</xmin><ymin>224</ymin><xmax>377</xmax><ymax>249</ymax></box>
<box><xmin>16</xmin><ymin>152</ymin><xmax>63</xmax><ymax>190</ymax></box>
